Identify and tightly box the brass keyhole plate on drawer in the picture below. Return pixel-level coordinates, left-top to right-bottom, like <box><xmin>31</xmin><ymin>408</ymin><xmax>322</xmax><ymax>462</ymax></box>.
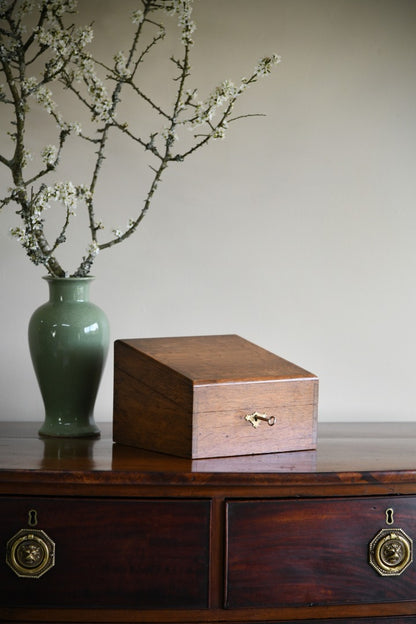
<box><xmin>6</xmin><ymin>528</ymin><xmax>55</xmax><ymax>578</ymax></box>
<box><xmin>369</xmin><ymin>528</ymin><xmax>413</xmax><ymax>576</ymax></box>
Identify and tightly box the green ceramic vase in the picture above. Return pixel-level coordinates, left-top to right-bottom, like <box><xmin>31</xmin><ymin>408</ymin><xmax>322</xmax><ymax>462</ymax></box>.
<box><xmin>28</xmin><ymin>277</ymin><xmax>109</xmax><ymax>438</ymax></box>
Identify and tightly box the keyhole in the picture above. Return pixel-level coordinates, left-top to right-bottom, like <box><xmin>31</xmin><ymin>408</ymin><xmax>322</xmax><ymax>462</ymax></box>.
<box><xmin>28</xmin><ymin>509</ymin><xmax>38</xmax><ymax>527</ymax></box>
<box><xmin>386</xmin><ymin>508</ymin><xmax>394</xmax><ymax>525</ymax></box>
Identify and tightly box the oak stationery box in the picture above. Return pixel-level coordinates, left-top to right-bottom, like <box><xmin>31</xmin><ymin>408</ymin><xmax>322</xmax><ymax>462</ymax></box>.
<box><xmin>113</xmin><ymin>334</ymin><xmax>318</xmax><ymax>458</ymax></box>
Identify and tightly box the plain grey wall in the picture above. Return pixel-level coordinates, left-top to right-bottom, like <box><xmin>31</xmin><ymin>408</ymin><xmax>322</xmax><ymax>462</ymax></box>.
<box><xmin>1</xmin><ymin>0</ymin><xmax>416</xmax><ymax>423</ymax></box>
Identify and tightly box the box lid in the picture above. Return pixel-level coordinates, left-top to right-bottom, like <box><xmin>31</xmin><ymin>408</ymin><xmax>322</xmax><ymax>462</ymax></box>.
<box><xmin>117</xmin><ymin>334</ymin><xmax>316</xmax><ymax>386</ymax></box>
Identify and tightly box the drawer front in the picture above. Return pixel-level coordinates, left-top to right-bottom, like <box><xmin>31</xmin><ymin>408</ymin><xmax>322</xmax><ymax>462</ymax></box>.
<box><xmin>1</xmin><ymin>497</ymin><xmax>210</xmax><ymax>609</ymax></box>
<box><xmin>268</xmin><ymin>620</ymin><xmax>416</xmax><ymax>623</ymax></box>
<box><xmin>270</xmin><ymin>615</ymin><xmax>415</xmax><ymax>624</ymax></box>
<box><xmin>225</xmin><ymin>496</ymin><xmax>416</xmax><ymax>608</ymax></box>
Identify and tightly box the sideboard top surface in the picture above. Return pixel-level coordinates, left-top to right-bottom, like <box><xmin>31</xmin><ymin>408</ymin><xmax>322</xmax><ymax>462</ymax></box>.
<box><xmin>0</xmin><ymin>422</ymin><xmax>416</xmax><ymax>493</ymax></box>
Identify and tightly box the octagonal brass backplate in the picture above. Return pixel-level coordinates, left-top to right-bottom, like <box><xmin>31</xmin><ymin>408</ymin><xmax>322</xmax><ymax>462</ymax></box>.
<box><xmin>369</xmin><ymin>528</ymin><xmax>413</xmax><ymax>576</ymax></box>
<box><xmin>6</xmin><ymin>528</ymin><xmax>55</xmax><ymax>578</ymax></box>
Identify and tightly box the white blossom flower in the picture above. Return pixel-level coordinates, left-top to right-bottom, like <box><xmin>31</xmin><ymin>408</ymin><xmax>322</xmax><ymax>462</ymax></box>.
<box><xmin>189</xmin><ymin>80</ymin><xmax>237</xmax><ymax>127</ymax></box>
<box><xmin>36</xmin><ymin>86</ymin><xmax>56</xmax><ymax>113</ymax></box>
<box><xmin>77</xmin><ymin>184</ymin><xmax>93</xmax><ymax>201</ymax></box>
<box><xmin>44</xmin><ymin>181</ymin><xmax>79</xmax><ymax>214</ymax></box>
<box><xmin>114</xmin><ymin>52</ymin><xmax>131</xmax><ymax>79</ymax></box>
<box><xmin>41</xmin><ymin>145</ymin><xmax>58</xmax><ymax>166</ymax></box>
<box><xmin>132</xmin><ymin>9</ymin><xmax>144</xmax><ymax>25</ymax></box>
<box><xmin>55</xmin><ymin>115</ymin><xmax>82</xmax><ymax>135</ymax></box>
<box><xmin>77</xmin><ymin>25</ymin><xmax>94</xmax><ymax>47</ymax></box>
<box><xmin>34</xmin><ymin>26</ymin><xmax>54</xmax><ymax>47</ymax></box>
<box><xmin>84</xmin><ymin>73</ymin><xmax>112</xmax><ymax>121</ymax></box>
<box><xmin>10</xmin><ymin>226</ymin><xmax>27</xmax><ymax>242</ymax></box>
<box><xmin>165</xmin><ymin>0</ymin><xmax>196</xmax><ymax>46</ymax></box>
<box><xmin>254</xmin><ymin>54</ymin><xmax>282</xmax><ymax>76</ymax></box>
<box><xmin>21</xmin><ymin>77</ymin><xmax>38</xmax><ymax>96</ymax></box>
<box><xmin>36</xmin><ymin>23</ymin><xmax>93</xmax><ymax>65</ymax></box>
<box><xmin>212</xmin><ymin>121</ymin><xmax>228</xmax><ymax>140</ymax></box>
<box><xmin>69</xmin><ymin>121</ymin><xmax>82</xmax><ymax>135</ymax></box>
<box><xmin>87</xmin><ymin>240</ymin><xmax>100</xmax><ymax>257</ymax></box>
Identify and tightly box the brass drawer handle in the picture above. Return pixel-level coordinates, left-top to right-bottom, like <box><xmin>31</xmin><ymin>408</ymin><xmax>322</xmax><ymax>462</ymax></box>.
<box><xmin>369</xmin><ymin>528</ymin><xmax>413</xmax><ymax>576</ymax></box>
<box><xmin>6</xmin><ymin>529</ymin><xmax>55</xmax><ymax>578</ymax></box>
<box><xmin>245</xmin><ymin>412</ymin><xmax>276</xmax><ymax>428</ymax></box>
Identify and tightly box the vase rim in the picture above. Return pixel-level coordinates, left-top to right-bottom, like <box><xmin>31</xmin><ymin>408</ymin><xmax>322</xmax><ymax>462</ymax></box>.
<box><xmin>43</xmin><ymin>276</ymin><xmax>95</xmax><ymax>281</ymax></box>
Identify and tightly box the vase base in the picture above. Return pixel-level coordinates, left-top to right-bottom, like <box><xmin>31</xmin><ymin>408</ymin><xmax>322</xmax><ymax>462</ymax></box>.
<box><xmin>38</xmin><ymin>422</ymin><xmax>101</xmax><ymax>439</ymax></box>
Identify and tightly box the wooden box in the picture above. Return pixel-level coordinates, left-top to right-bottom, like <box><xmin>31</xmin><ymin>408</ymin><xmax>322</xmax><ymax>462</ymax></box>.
<box><xmin>113</xmin><ymin>334</ymin><xmax>318</xmax><ymax>459</ymax></box>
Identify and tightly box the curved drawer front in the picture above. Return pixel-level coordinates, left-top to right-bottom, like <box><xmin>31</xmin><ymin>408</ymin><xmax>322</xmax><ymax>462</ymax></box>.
<box><xmin>1</xmin><ymin>497</ymin><xmax>211</xmax><ymax>609</ymax></box>
<box><xmin>225</xmin><ymin>496</ymin><xmax>416</xmax><ymax>609</ymax></box>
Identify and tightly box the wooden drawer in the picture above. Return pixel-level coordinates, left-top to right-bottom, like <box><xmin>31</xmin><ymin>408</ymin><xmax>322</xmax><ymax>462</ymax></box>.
<box><xmin>270</xmin><ymin>620</ymin><xmax>416</xmax><ymax>624</ymax></box>
<box><xmin>0</xmin><ymin>497</ymin><xmax>211</xmax><ymax>609</ymax></box>
<box><xmin>225</xmin><ymin>496</ymin><xmax>416</xmax><ymax>609</ymax></box>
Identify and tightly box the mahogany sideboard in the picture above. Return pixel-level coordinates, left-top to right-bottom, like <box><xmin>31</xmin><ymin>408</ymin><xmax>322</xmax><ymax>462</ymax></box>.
<box><xmin>1</xmin><ymin>421</ymin><xmax>416</xmax><ymax>624</ymax></box>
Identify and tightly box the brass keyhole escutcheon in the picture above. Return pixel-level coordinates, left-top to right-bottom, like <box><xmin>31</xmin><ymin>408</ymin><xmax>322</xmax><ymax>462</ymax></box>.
<box><xmin>369</xmin><ymin>528</ymin><xmax>413</xmax><ymax>576</ymax></box>
<box><xmin>6</xmin><ymin>529</ymin><xmax>55</xmax><ymax>578</ymax></box>
<box><xmin>28</xmin><ymin>509</ymin><xmax>38</xmax><ymax>527</ymax></box>
<box><xmin>245</xmin><ymin>412</ymin><xmax>276</xmax><ymax>429</ymax></box>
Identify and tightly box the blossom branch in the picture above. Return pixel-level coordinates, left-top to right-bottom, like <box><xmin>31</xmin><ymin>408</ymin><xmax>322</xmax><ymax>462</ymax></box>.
<box><xmin>0</xmin><ymin>0</ymin><xmax>280</xmax><ymax>278</ymax></box>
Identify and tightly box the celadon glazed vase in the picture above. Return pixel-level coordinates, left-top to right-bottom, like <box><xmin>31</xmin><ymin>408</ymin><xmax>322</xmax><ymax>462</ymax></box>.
<box><xmin>28</xmin><ymin>277</ymin><xmax>109</xmax><ymax>438</ymax></box>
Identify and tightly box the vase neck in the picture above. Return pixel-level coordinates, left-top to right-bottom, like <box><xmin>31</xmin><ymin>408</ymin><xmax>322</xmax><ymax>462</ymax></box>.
<box><xmin>45</xmin><ymin>278</ymin><xmax>92</xmax><ymax>303</ymax></box>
